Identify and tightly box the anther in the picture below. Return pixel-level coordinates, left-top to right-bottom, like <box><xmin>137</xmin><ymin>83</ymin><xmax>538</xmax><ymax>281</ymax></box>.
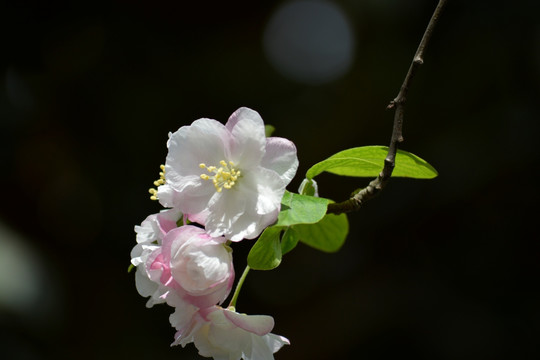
<box><xmin>148</xmin><ymin>164</ymin><xmax>166</xmax><ymax>201</ymax></box>
<box><xmin>199</xmin><ymin>159</ymin><xmax>242</xmax><ymax>192</ymax></box>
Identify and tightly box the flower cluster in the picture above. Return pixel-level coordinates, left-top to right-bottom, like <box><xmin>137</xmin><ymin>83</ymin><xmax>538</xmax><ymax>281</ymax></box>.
<box><xmin>131</xmin><ymin>108</ymin><xmax>298</xmax><ymax>359</ymax></box>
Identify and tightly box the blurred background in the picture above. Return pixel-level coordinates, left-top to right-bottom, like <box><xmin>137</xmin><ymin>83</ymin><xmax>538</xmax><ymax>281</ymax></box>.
<box><xmin>1</xmin><ymin>0</ymin><xmax>539</xmax><ymax>359</ymax></box>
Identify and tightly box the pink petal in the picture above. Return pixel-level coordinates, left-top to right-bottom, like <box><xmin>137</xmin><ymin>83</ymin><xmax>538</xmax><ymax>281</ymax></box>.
<box><xmin>187</xmin><ymin>209</ymin><xmax>209</xmax><ymax>226</ymax></box>
<box><xmin>157</xmin><ymin>208</ymin><xmax>183</xmax><ymax>235</ymax></box>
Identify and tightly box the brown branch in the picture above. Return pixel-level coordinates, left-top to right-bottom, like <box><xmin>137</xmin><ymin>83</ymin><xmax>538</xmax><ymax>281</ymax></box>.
<box><xmin>327</xmin><ymin>0</ymin><xmax>448</xmax><ymax>215</ymax></box>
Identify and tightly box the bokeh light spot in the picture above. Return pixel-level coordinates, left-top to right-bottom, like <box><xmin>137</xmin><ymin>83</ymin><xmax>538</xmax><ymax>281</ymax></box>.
<box><xmin>263</xmin><ymin>0</ymin><xmax>355</xmax><ymax>85</ymax></box>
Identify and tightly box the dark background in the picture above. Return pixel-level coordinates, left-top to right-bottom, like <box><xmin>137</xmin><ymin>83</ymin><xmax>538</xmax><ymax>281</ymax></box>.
<box><xmin>1</xmin><ymin>0</ymin><xmax>539</xmax><ymax>359</ymax></box>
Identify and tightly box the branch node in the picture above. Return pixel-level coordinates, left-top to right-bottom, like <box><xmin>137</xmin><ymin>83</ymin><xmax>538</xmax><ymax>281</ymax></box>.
<box><xmin>324</xmin><ymin>0</ymin><xmax>447</xmax><ymax>216</ymax></box>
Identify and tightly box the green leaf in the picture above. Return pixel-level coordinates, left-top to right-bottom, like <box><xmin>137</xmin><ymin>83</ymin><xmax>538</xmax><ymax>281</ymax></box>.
<box><xmin>265</xmin><ymin>124</ymin><xmax>276</xmax><ymax>137</ymax></box>
<box><xmin>127</xmin><ymin>263</ymin><xmax>135</xmax><ymax>273</ymax></box>
<box><xmin>247</xmin><ymin>226</ymin><xmax>283</xmax><ymax>270</ymax></box>
<box><xmin>306</xmin><ymin>146</ymin><xmax>438</xmax><ymax>180</ymax></box>
<box><xmin>293</xmin><ymin>213</ymin><xmax>349</xmax><ymax>253</ymax></box>
<box><xmin>281</xmin><ymin>227</ymin><xmax>300</xmax><ymax>255</ymax></box>
<box><xmin>276</xmin><ymin>191</ymin><xmax>329</xmax><ymax>227</ymax></box>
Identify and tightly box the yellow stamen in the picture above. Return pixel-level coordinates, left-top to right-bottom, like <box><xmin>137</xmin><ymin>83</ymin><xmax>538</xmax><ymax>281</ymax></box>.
<box><xmin>148</xmin><ymin>164</ymin><xmax>166</xmax><ymax>200</ymax></box>
<box><xmin>200</xmin><ymin>160</ymin><xmax>241</xmax><ymax>192</ymax></box>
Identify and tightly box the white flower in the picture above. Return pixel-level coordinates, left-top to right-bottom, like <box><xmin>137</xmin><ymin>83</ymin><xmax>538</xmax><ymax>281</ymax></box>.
<box><xmin>131</xmin><ymin>208</ymin><xmax>182</xmax><ymax>307</ymax></box>
<box><xmin>157</xmin><ymin>107</ymin><xmax>298</xmax><ymax>241</ymax></box>
<box><xmin>171</xmin><ymin>305</ymin><xmax>290</xmax><ymax>360</ymax></box>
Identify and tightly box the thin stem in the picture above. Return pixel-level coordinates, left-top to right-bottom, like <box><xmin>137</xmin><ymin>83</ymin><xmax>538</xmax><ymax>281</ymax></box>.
<box><xmin>327</xmin><ymin>0</ymin><xmax>448</xmax><ymax>215</ymax></box>
<box><xmin>228</xmin><ymin>265</ymin><xmax>251</xmax><ymax>309</ymax></box>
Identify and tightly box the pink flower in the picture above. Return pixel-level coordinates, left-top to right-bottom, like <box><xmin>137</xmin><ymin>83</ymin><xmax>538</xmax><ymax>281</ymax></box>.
<box><xmin>151</xmin><ymin>225</ymin><xmax>235</xmax><ymax>308</ymax></box>
<box><xmin>157</xmin><ymin>107</ymin><xmax>298</xmax><ymax>241</ymax></box>
<box><xmin>170</xmin><ymin>305</ymin><xmax>290</xmax><ymax>360</ymax></box>
<box><xmin>131</xmin><ymin>209</ymin><xmax>182</xmax><ymax>307</ymax></box>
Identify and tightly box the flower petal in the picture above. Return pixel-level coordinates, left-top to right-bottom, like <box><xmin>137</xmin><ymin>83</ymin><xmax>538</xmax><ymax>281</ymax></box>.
<box><xmin>263</xmin><ymin>333</ymin><xmax>290</xmax><ymax>353</ymax></box>
<box><xmin>226</xmin><ymin>107</ymin><xmax>266</xmax><ymax>168</ymax></box>
<box><xmin>157</xmin><ymin>179</ymin><xmax>214</xmax><ymax>214</ymax></box>
<box><xmin>261</xmin><ymin>137</ymin><xmax>299</xmax><ymax>184</ymax></box>
<box><xmin>205</xmin><ymin>180</ymin><xmax>282</xmax><ymax>241</ymax></box>
<box><xmin>168</xmin><ymin>293</ymin><xmax>199</xmax><ymax>333</ymax></box>
<box><xmin>225</xmin><ymin>211</ymin><xmax>263</xmax><ymax>241</ymax></box>
<box><xmin>156</xmin><ymin>208</ymin><xmax>183</xmax><ymax>234</ymax></box>
<box><xmin>187</xmin><ymin>208</ymin><xmax>209</xmax><ymax>226</ymax></box>
<box><xmin>205</xmin><ymin>190</ymin><xmax>248</xmax><ymax>239</ymax></box>
<box><xmin>163</xmin><ymin>118</ymin><xmax>231</xmax><ymax>212</ymax></box>
<box><xmin>134</xmin><ymin>266</ymin><xmax>159</xmax><ymax>298</ymax></box>
<box><xmin>246</xmin><ymin>333</ymin><xmax>289</xmax><ymax>360</ymax></box>
<box><xmin>168</xmin><ymin>118</ymin><xmax>231</xmax><ymax>174</ymax></box>
<box><xmin>251</xmin><ymin>167</ymin><xmax>285</xmax><ymax>215</ymax></box>
<box><xmin>223</xmin><ymin>309</ymin><xmax>275</xmax><ymax>336</ymax></box>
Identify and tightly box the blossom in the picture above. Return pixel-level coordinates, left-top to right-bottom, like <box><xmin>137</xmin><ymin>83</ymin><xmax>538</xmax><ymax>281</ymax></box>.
<box><xmin>150</xmin><ymin>225</ymin><xmax>235</xmax><ymax>308</ymax></box>
<box><xmin>157</xmin><ymin>107</ymin><xmax>298</xmax><ymax>241</ymax></box>
<box><xmin>170</xmin><ymin>305</ymin><xmax>290</xmax><ymax>360</ymax></box>
<box><xmin>131</xmin><ymin>208</ymin><xmax>182</xmax><ymax>307</ymax></box>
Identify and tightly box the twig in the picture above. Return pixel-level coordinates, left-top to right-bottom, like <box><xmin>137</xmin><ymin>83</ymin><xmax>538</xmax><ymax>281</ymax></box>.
<box><xmin>327</xmin><ymin>0</ymin><xmax>448</xmax><ymax>215</ymax></box>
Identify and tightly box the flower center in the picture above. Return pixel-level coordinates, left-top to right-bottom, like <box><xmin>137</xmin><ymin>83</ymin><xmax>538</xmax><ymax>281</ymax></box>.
<box><xmin>199</xmin><ymin>160</ymin><xmax>241</xmax><ymax>193</ymax></box>
<box><xmin>148</xmin><ymin>164</ymin><xmax>166</xmax><ymax>200</ymax></box>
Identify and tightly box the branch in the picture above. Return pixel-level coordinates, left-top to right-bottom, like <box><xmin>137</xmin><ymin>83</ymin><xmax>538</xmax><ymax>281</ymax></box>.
<box><xmin>327</xmin><ymin>0</ymin><xmax>448</xmax><ymax>215</ymax></box>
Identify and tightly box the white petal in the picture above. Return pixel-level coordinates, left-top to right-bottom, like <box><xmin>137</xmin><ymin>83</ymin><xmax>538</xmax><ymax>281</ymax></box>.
<box><xmin>172</xmin><ymin>310</ymin><xmax>206</xmax><ymax>348</ymax></box>
<box><xmin>225</xmin><ymin>107</ymin><xmax>264</xmax><ymax>133</ymax></box>
<box><xmin>261</xmin><ymin>137</ymin><xmax>299</xmax><ymax>184</ymax></box>
<box><xmin>205</xmin><ymin>190</ymin><xmax>248</xmax><ymax>239</ymax></box>
<box><xmin>194</xmin><ymin>336</ymin><xmax>237</xmax><ymax>360</ymax></box>
<box><xmin>223</xmin><ymin>310</ymin><xmax>274</xmax><ymax>336</ymax></box>
<box><xmin>134</xmin><ymin>213</ymin><xmax>160</xmax><ymax>244</ymax></box>
<box><xmin>157</xmin><ymin>179</ymin><xmax>213</xmax><ymax>214</ymax></box>
<box><xmin>204</xmin><ymin>309</ymin><xmax>248</xmax><ymax>358</ymax></box>
<box><xmin>155</xmin><ymin>183</ymin><xmax>180</xmax><ymax>208</ymax></box>
<box><xmin>245</xmin><ymin>333</ymin><xmax>290</xmax><ymax>360</ymax></box>
<box><xmin>163</xmin><ymin>118</ymin><xmax>230</xmax><ymax>212</ymax></box>
<box><xmin>206</xmin><ymin>172</ymin><xmax>283</xmax><ymax>240</ymax></box>
<box><xmin>226</xmin><ymin>207</ymin><xmax>279</xmax><ymax>241</ymax></box>
<box><xmin>245</xmin><ymin>334</ymin><xmax>274</xmax><ymax>360</ymax></box>
<box><xmin>134</xmin><ymin>266</ymin><xmax>158</xmax><ymax>298</ymax></box>
<box><xmin>252</xmin><ymin>168</ymin><xmax>285</xmax><ymax>215</ymax></box>
<box><xmin>226</xmin><ymin>215</ymin><xmax>260</xmax><ymax>242</ymax></box>
<box><xmin>168</xmin><ymin>118</ymin><xmax>230</xmax><ymax>174</ymax></box>
<box><xmin>226</xmin><ymin>107</ymin><xmax>266</xmax><ymax>168</ymax></box>
<box><xmin>263</xmin><ymin>333</ymin><xmax>290</xmax><ymax>353</ymax></box>
<box><xmin>168</xmin><ymin>294</ymin><xmax>199</xmax><ymax>331</ymax></box>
